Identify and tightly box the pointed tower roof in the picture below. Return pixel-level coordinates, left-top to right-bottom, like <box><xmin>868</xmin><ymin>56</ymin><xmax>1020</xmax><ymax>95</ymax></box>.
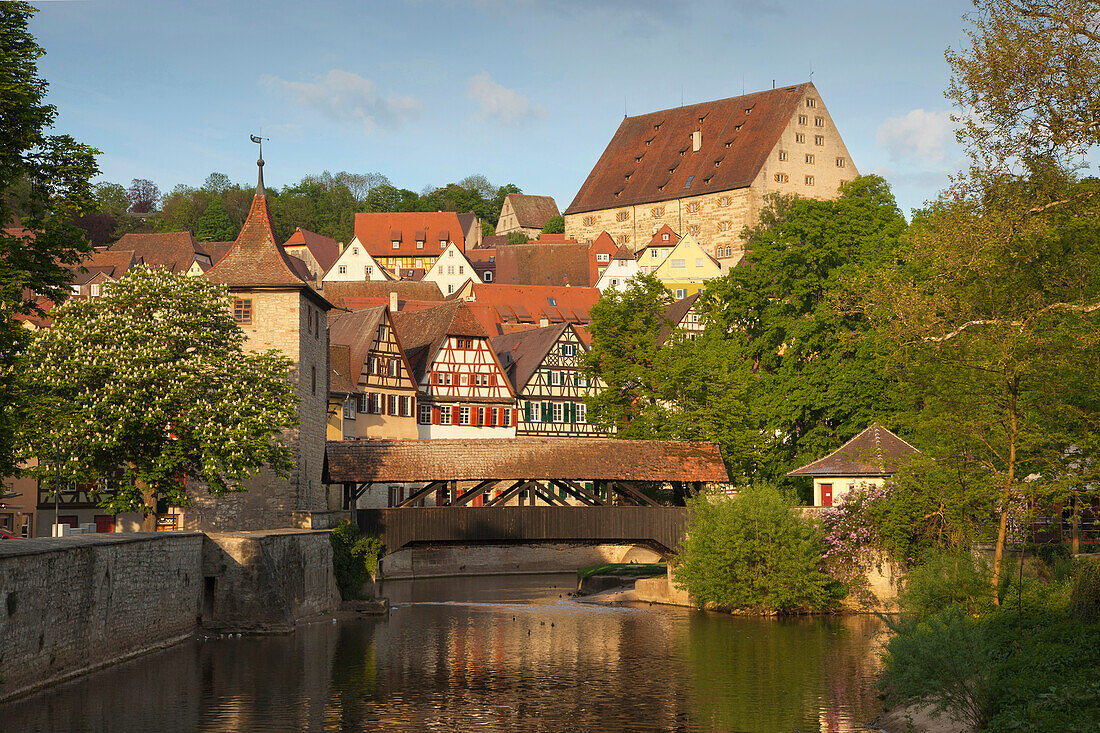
<box><xmin>205</xmin><ymin>151</ymin><xmax>330</xmax><ymax>308</ymax></box>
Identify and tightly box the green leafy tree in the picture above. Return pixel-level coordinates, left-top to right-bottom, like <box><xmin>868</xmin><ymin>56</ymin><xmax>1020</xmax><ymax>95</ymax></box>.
<box><xmin>541</xmin><ymin>214</ymin><xmax>564</xmax><ymax>234</ymax></box>
<box><xmin>0</xmin><ymin>2</ymin><xmax>99</xmax><ymax>477</ymax></box>
<box><xmin>126</xmin><ymin>178</ymin><xmax>159</xmax><ymax>214</ymax></box>
<box><xmin>194</xmin><ymin>196</ymin><xmax>238</xmax><ymax>242</ymax></box>
<box><xmin>18</xmin><ymin>267</ymin><xmax>298</xmax><ymax>526</ymax></box>
<box><xmin>504</xmin><ymin>231</ymin><xmax>529</xmax><ymax>245</ymax></box>
<box><xmin>674</xmin><ymin>484</ymin><xmax>838</xmax><ymax>613</ymax></box>
<box><xmin>701</xmin><ymin>176</ymin><xmax>909</xmax><ymax>486</ymax></box>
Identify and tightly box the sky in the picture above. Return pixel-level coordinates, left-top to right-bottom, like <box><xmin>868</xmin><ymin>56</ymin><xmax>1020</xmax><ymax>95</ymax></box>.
<box><xmin>29</xmin><ymin>0</ymin><xmax>976</xmax><ymax>218</ymax></box>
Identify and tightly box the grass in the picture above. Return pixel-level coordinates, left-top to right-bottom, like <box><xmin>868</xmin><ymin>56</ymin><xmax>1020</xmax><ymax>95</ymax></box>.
<box><xmin>577</xmin><ymin>563</ymin><xmax>666</xmax><ymax>580</ymax></box>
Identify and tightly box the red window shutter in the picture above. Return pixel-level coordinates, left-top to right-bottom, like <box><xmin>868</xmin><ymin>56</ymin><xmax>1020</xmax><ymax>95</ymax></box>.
<box><xmin>452</xmin><ymin>405</ymin><xmax>460</xmax><ymax>424</ymax></box>
<box><xmin>432</xmin><ymin>406</ymin><xmax>440</xmax><ymax>425</ymax></box>
<box><xmin>474</xmin><ymin>407</ymin><xmax>482</xmax><ymax>426</ymax></box>
<box><xmin>512</xmin><ymin>408</ymin><xmax>518</xmax><ymax>425</ymax></box>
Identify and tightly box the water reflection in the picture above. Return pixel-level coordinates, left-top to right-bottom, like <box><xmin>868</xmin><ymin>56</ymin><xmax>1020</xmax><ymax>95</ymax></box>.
<box><xmin>0</xmin><ymin>574</ymin><xmax>884</xmax><ymax>732</ymax></box>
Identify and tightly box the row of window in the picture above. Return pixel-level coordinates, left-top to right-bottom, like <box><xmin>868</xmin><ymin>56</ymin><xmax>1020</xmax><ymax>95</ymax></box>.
<box><xmin>346</xmin><ymin>392</ymin><xmax>413</xmax><ymax>418</ymax></box>
<box><xmin>418</xmin><ymin>404</ymin><xmax>513</xmax><ymax>427</ymax></box>
<box><xmin>774</xmin><ymin>174</ymin><xmax>821</xmax><ymax>186</ymax></box>
<box><xmin>392</xmin><ymin>239</ymin><xmax>448</xmax><ymax>250</ymax></box>
<box><xmin>434</xmin><ymin>371</ymin><xmax>501</xmax><ymax>387</ymax></box>
<box><xmin>522</xmin><ymin>401</ymin><xmax>587</xmax><ymax>424</ymax></box>
<box><xmin>545</xmin><ymin>368</ymin><xmax>588</xmax><ymax>387</ymax></box>
<box><xmin>369</xmin><ymin>355</ymin><xmax>402</xmax><ymax>378</ymax></box>
<box><xmin>337</xmin><ymin>264</ymin><xmax>374</xmax><ymax>276</ymax></box>
<box><xmin>797</xmin><ymin>114</ymin><xmax>826</xmax><ymax>127</ymax></box>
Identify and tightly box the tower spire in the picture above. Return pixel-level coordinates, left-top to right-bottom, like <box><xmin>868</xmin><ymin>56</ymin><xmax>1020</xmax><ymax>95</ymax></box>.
<box><xmin>250</xmin><ymin>134</ymin><xmax>267</xmax><ymax>195</ymax></box>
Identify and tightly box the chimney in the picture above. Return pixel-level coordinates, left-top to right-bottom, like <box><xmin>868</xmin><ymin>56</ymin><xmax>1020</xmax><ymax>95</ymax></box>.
<box><xmin>337</xmin><ymin>241</ymin><xmax>345</xmax><ymax>254</ymax></box>
<box><xmin>692</xmin><ymin>130</ymin><xmax>702</xmax><ymax>152</ymax></box>
<box><xmin>389</xmin><ymin>291</ymin><xmax>398</xmax><ymax>311</ymax></box>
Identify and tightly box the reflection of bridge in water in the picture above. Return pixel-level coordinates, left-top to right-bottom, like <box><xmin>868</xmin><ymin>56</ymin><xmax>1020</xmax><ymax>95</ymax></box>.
<box><xmin>323</xmin><ymin>438</ymin><xmax>729</xmax><ymax>557</ymax></box>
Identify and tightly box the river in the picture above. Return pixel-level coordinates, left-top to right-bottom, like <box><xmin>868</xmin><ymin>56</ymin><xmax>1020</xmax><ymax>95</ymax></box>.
<box><xmin>0</xmin><ymin>573</ymin><xmax>887</xmax><ymax>732</ymax></box>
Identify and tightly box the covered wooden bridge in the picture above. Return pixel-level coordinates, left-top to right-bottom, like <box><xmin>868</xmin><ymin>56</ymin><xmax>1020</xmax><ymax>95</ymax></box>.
<box><xmin>323</xmin><ymin>438</ymin><xmax>729</xmax><ymax>556</ymax></box>
<box><xmin>323</xmin><ymin>437</ymin><xmax>729</xmax><ymax>509</ymax></box>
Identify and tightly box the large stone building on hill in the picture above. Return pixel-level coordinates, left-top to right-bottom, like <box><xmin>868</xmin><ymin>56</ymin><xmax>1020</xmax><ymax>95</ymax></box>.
<box><xmin>564</xmin><ymin>82</ymin><xmax>857</xmax><ymax>265</ymax></box>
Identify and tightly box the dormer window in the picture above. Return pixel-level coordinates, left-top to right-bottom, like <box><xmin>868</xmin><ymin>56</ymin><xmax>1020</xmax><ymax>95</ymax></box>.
<box><xmin>416</xmin><ymin>240</ymin><xmax>424</xmax><ymax>249</ymax></box>
<box><xmin>439</xmin><ymin>240</ymin><xmax>446</xmax><ymax>248</ymax></box>
<box><xmin>547</xmin><ymin>297</ymin><xmax>557</xmax><ymax>306</ymax></box>
<box><xmin>392</xmin><ymin>241</ymin><xmax>400</xmax><ymax>249</ymax></box>
<box><xmin>662</xmin><ymin>233</ymin><xmax>669</xmax><ymax>241</ymax></box>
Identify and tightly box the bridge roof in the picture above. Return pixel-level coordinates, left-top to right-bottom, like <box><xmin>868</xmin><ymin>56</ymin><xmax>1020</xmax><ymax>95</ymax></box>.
<box><xmin>325</xmin><ymin>438</ymin><xmax>729</xmax><ymax>483</ymax></box>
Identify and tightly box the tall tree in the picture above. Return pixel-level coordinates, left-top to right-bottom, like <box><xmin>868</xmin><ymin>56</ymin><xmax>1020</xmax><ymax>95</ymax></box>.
<box><xmin>701</xmin><ymin>176</ymin><xmax>910</xmax><ymax>486</ymax></box>
<box><xmin>194</xmin><ymin>196</ymin><xmax>238</xmax><ymax>242</ymax></box>
<box><xmin>541</xmin><ymin>215</ymin><xmax>565</xmax><ymax>234</ymax></box>
<box><xmin>0</xmin><ymin>1</ymin><xmax>99</xmax><ymax>476</ymax></box>
<box><xmin>18</xmin><ymin>267</ymin><xmax>298</xmax><ymax>525</ymax></box>
<box><xmin>126</xmin><ymin>178</ymin><xmax>159</xmax><ymax>213</ymax></box>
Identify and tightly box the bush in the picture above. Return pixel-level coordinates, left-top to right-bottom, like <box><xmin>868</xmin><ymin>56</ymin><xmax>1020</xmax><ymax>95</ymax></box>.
<box><xmin>330</xmin><ymin>521</ymin><xmax>382</xmax><ymax>601</ymax></box>
<box><xmin>674</xmin><ymin>484</ymin><xmax>839</xmax><ymax>613</ymax></box>
<box><xmin>899</xmin><ymin>550</ymin><xmax>993</xmax><ymax>620</ymax></box>
<box><xmin>1070</xmin><ymin>554</ymin><xmax>1100</xmax><ymax>623</ymax></box>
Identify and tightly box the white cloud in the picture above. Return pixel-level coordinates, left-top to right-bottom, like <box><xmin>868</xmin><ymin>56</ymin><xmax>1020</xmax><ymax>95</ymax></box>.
<box><xmin>260</xmin><ymin>70</ymin><xmax>420</xmax><ymax>132</ymax></box>
<box><xmin>466</xmin><ymin>72</ymin><xmax>545</xmax><ymax>125</ymax></box>
<box><xmin>876</xmin><ymin>109</ymin><xmax>956</xmax><ymax>163</ymax></box>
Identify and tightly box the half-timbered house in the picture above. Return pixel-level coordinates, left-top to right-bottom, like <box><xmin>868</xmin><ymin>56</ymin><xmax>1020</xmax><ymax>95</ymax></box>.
<box><xmin>391</xmin><ymin>301</ymin><xmax>517</xmax><ymax>439</ymax></box>
<box><xmin>328</xmin><ymin>305</ymin><xmax>419</xmax><ymax>440</ymax></box>
<box><xmin>492</xmin><ymin>322</ymin><xmax>607</xmax><ymax>439</ymax></box>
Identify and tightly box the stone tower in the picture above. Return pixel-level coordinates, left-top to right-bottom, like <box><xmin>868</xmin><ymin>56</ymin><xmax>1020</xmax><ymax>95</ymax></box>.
<box><xmin>189</xmin><ymin>152</ymin><xmax>334</xmax><ymax>530</ymax></box>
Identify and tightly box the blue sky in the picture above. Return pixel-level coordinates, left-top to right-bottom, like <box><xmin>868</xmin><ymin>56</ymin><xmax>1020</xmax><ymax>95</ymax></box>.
<box><xmin>31</xmin><ymin>0</ymin><xmax>974</xmax><ymax>217</ymax></box>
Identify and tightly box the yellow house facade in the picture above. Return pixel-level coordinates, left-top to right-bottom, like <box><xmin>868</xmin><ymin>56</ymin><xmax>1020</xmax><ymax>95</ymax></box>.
<box><xmin>650</xmin><ymin>233</ymin><xmax>723</xmax><ymax>298</ymax></box>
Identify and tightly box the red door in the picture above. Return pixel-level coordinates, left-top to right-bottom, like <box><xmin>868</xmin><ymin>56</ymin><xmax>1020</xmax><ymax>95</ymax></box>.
<box><xmin>820</xmin><ymin>483</ymin><xmax>833</xmax><ymax>507</ymax></box>
<box><xmin>94</xmin><ymin>515</ymin><xmax>115</xmax><ymax>533</ymax></box>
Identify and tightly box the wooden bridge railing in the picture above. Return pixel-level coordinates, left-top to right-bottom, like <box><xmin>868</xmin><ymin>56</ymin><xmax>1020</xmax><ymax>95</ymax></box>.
<box><xmin>356</xmin><ymin>506</ymin><xmax>690</xmax><ymax>558</ymax></box>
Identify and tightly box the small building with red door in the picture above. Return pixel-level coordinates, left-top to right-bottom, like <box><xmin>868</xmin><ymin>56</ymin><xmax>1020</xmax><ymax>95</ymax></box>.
<box><xmin>786</xmin><ymin>425</ymin><xmax>919</xmax><ymax>507</ymax></box>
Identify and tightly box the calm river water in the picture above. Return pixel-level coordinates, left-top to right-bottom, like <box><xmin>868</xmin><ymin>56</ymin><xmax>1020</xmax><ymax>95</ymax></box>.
<box><xmin>2</xmin><ymin>573</ymin><xmax>887</xmax><ymax>732</ymax></box>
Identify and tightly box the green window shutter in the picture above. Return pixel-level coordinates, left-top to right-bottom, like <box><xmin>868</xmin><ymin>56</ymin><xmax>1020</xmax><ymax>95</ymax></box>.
<box><xmin>568</xmin><ymin>402</ymin><xmax>576</xmax><ymax>423</ymax></box>
<box><xmin>543</xmin><ymin>401</ymin><xmax>551</xmax><ymax>422</ymax></box>
<box><xmin>524</xmin><ymin>401</ymin><xmax>532</xmax><ymax>422</ymax></box>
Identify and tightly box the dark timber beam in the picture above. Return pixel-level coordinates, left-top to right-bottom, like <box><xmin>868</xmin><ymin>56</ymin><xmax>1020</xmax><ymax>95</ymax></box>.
<box><xmin>449</xmin><ymin>479</ymin><xmax>502</xmax><ymax>507</ymax></box>
<box><xmin>609</xmin><ymin>481</ymin><xmax>661</xmax><ymax>507</ymax></box>
<box><xmin>551</xmin><ymin>479</ymin><xmax>606</xmax><ymax>506</ymax></box>
<box><xmin>531</xmin><ymin>481</ymin><xmax>569</xmax><ymax>506</ymax></box>
<box><xmin>396</xmin><ymin>480</ymin><xmax>449</xmax><ymax>508</ymax></box>
<box><xmin>486</xmin><ymin>480</ymin><xmax>533</xmax><ymax>507</ymax></box>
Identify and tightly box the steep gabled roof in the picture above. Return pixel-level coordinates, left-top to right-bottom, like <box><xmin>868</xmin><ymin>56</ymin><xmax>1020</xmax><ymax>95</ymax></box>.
<box><xmin>205</xmin><ymin>164</ymin><xmax>326</xmax><ymax>303</ymax></box>
<box><xmin>657</xmin><ymin>292</ymin><xmax>700</xmax><ymax>346</ymax></box>
<box><xmin>492</xmin><ymin>322</ymin><xmax>571</xmax><ymax>392</ymax></box>
<box><xmin>70</xmin><ymin>249</ymin><xmax>138</xmax><ymax>284</ymax></box>
<box><xmin>329</xmin><ymin>305</ymin><xmax>388</xmax><ymax>389</ymax></box>
<box><xmin>283</xmin><ymin>227</ymin><xmax>341</xmax><ymax>273</ymax></box>
<box><xmin>201</xmin><ymin>241</ymin><xmax>235</xmax><ymax>265</ymax></box>
<box><xmin>566</xmin><ymin>83</ymin><xmax>810</xmax><ymax>215</ymax></box>
<box><xmin>329</xmin><ymin>344</ymin><xmax>357</xmax><ymax>395</ymax></box>
<box><xmin>109</xmin><ymin>232</ymin><xmax>205</xmax><ymax>274</ymax></box>
<box><xmin>787</xmin><ymin>425</ymin><xmax>921</xmax><ymax>478</ymax></box>
<box><xmin>505</xmin><ymin>193</ymin><xmax>560</xmax><ymax>228</ymax></box>
<box><xmin>391</xmin><ymin>300</ymin><xmax>488</xmax><ymax>382</ymax></box>
<box><xmin>322</xmin><ymin>279</ymin><xmax>443</xmax><ymax>308</ymax></box>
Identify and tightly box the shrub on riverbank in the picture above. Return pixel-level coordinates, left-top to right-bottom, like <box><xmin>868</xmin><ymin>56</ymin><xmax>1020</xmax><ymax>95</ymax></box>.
<box><xmin>880</xmin><ymin>555</ymin><xmax>1100</xmax><ymax>731</ymax></box>
<box><xmin>330</xmin><ymin>522</ymin><xmax>382</xmax><ymax>601</ymax></box>
<box><xmin>674</xmin><ymin>484</ymin><xmax>840</xmax><ymax>613</ymax></box>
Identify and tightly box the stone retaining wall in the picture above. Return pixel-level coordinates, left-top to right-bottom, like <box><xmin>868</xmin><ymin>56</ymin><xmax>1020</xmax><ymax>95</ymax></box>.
<box><xmin>0</xmin><ymin>529</ymin><xmax>340</xmax><ymax>702</ymax></box>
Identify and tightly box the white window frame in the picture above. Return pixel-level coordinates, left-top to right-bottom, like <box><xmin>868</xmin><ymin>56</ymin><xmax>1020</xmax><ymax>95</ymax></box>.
<box><xmin>459</xmin><ymin>406</ymin><xmax>471</xmax><ymax>425</ymax></box>
<box><xmin>552</xmin><ymin>402</ymin><xmax>563</xmax><ymax>423</ymax></box>
<box><xmin>419</xmin><ymin>404</ymin><xmax>432</xmax><ymax>424</ymax></box>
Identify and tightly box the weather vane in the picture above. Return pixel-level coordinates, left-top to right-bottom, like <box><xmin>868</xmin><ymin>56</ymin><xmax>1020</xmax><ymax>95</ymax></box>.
<box><xmin>250</xmin><ymin>133</ymin><xmax>268</xmax><ymax>165</ymax></box>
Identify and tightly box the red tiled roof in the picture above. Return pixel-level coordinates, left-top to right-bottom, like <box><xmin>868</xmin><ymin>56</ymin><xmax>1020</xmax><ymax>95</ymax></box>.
<box><xmin>283</xmin><ymin>227</ymin><xmax>341</xmax><ymax>273</ymax></box>
<box><xmin>565</xmin><ymin>84</ymin><xmax>810</xmax><ymax>215</ymax></box>
<box><xmin>69</xmin><ymin>249</ymin><xmax>138</xmax><ymax>284</ymax></box>
<box><xmin>201</xmin><ymin>241</ymin><xmax>234</xmax><ymax>265</ymax></box>
<box><xmin>787</xmin><ymin>426</ymin><xmax>921</xmax><ymax>478</ymax></box>
<box><xmin>505</xmin><ymin>193</ymin><xmax>560</xmax><ymax>229</ymax></box>
<box><xmin>588</xmin><ymin>233</ymin><xmax>618</xmax><ymax>284</ymax></box>
<box><xmin>353</xmin><ymin>212</ymin><xmax>465</xmax><ymax>258</ymax></box>
<box><xmin>529</xmin><ymin>233</ymin><xmax>575</xmax><ymax>244</ymax></box>
<box><xmin>465</xmin><ymin>283</ymin><xmax>601</xmax><ymax>325</ymax></box>
<box><xmin>495</xmin><ymin>243</ymin><xmax>593</xmax><ymax>286</ymax></box>
<box><xmin>391</xmin><ymin>300</ymin><xmax>489</xmax><ymax>383</ymax></box>
<box><xmin>324</xmin><ymin>438</ymin><xmax>729</xmax><ymax>483</ymax></box>
<box><xmin>482</xmin><ymin>234</ymin><xmax>509</xmax><ymax>247</ymax></box>
<box><xmin>109</xmin><ymin>232</ymin><xmax>204</xmax><ymax>274</ymax></box>
<box><xmin>329</xmin><ymin>344</ymin><xmax>357</xmax><ymax>395</ymax></box>
<box><xmin>492</xmin><ymin>322</ymin><xmax>570</xmax><ymax>392</ymax></box>
<box><xmin>322</xmin><ymin>280</ymin><xmax>443</xmax><ymax>308</ymax></box>
<box><xmin>636</xmin><ymin>224</ymin><xmax>680</xmax><ymax>256</ymax></box>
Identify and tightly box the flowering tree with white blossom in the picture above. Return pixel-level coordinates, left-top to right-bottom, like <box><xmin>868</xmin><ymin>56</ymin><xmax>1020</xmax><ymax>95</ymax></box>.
<box><xmin>18</xmin><ymin>266</ymin><xmax>297</xmax><ymax>523</ymax></box>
